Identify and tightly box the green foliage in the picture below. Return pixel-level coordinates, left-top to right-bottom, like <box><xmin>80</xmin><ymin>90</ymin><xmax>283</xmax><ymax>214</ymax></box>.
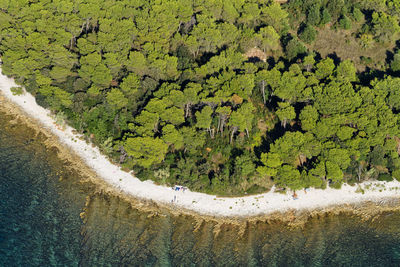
<box><xmin>326</xmin><ymin>161</ymin><xmax>343</xmax><ymax>184</ymax></box>
<box><xmin>55</xmin><ymin>111</ymin><xmax>67</xmax><ymax>127</ymax></box>
<box><xmin>300</xmin><ymin>105</ymin><xmax>319</xmax><ymax>131</ymax></box>
<box><xmin>10</xmin><ymin>86</ymin><xmax>23</xmax><ymax>96</ymax></box>
<box><xmin>306</xmin><ymin>4</ymin><xmax>321</xmax><ymax>26</ymax></box>
<box><xmin>299</xmin><ymin>24</ymin><xmax>317</xmax><ymax>44</ymax></box>
<box><xmin>285</xmin><ymin>37</ymin><xmax>307</xmax><ymax>61</ymax></box>
<box><xmin>392</xmin><ymin>169</ymin><xmax>400</xmax><ymax>181</ymax></box>
<box><xmin>120</xmin><ymin>73</ymin><xmax>140</xmax><ymax>96</ymax></box>
<box><xmin>124</xmin><ymin>137</ymin><xmax>168</xmax><ymax>168</ymax></box>
<box><xmin>372</xmin><ymin>76</ymin><xmax>400</xmax><ymax>110</ymax></box>
<box><xmin>256</xmin><ymin>26</ymin><xmax>280</xmax><ymax>52</ymax></box>
<box><xmin>195</xmin><ymin>106</ymin><xmax>213</xmax><ymax>130</ymax></box>
<box><xmin>235</xmin><ymin>152</ymin><xmax>256</xmax><ymax>178</ymax></box>
<box><xmin>314</xmin><ymin>81</ymin><xmax>362</xmax><ymax>116</ymax></box>
<box><xmin>369</xmin><ymin>145</ymin><xmax>387</xmax><ymax>167</ymax></box>
<box><xmin>335</xmin><ymin>60</ymin><xmax>357</xmax><ymax>82</ymax></box>
<box><xmin>258</xmin><ymin>152</ymin><xmax>282</xmax><ymax>178</ymax></box>
<box><xmin>360</xmin><ymin>56</ymin><xmax>373</xmax><ymax>65</ymax></box>
<box><xmin>162</xmin><ymin>124</ymin><xmax>184</xmax><ymax>150</ymax></box>
<box><xmin>339</xmin><ymin>15</ymin><xmax>352</xmax><ymax>30</ymax></box>
<box><xmin>261</xmin><ymin>2</ymin><xmax>289</xmax><ymax>34</ymax></box>
<box><xmin>276</xmin><ymin>165</ymin><xmax>303</xmax><ymax>190</ymax></box>
<box><xmin>391</xmin><ymin>51</ymin><xmax>400</xmax><ymax>71</ymax></box>
<box><xmin>101</xmin><ymin>137</ymin><xmax>114</xmax><ymax>154</ymax></box>
<box><xmin>276</xmin><ymin>102</ymin><xmax>296</xmax><ymax>128</ymax></box>
<box><xmin>303</xmin><ymin>55</ymin><xmax>316</xmax><ymax>72</ymax></box>
<box><xmin>107</xmin><ymin>89</ymin><xmax>128</xmax><ymax>110</ymax></box>
<box><xmin>315</xmin><ymin>58</ymin><xmax>335</xmax><ymax>80</ymax></box>
<box><xmin>377</xmin><ymin>173</ymin><xmax>393</xmax><ymax>182</ymax></box>
<box><xmin>351</xmin><ymin>8</ymin><xmax>364</xmax><ymax>22</ymax></box>
<box><xmin>371</xmin><ymin>11</ymin><xmax>400</xmax><ymax>43</ymax></box>
<box><xmin>228</xmin><ymin>102</ymin><xmax>255</xmax><ymax>136</ymax></box>
<box><xmin>320</xmin><ymin>8</ymin><xmax>332</xmax><ymax>25</ymax></box>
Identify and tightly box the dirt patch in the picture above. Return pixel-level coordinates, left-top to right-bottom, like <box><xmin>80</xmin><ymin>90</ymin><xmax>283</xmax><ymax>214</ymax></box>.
<box><xmin>244</xmin><ymin>47</ymin><xmax>267</xmax><ymax>62</ymax></box>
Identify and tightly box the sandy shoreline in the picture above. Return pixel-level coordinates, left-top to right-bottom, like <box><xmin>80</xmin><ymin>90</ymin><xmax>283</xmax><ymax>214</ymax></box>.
<box><xmin>1</xmin><ymin>68</ymin><xmax>400</xmax><ymax>217</ymax></box>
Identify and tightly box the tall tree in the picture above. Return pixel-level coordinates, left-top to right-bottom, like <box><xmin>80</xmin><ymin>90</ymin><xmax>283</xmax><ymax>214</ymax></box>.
<box><xmin>195</xmin><ymin>105</ymin><xmax>214</xmax><ymax>137</ymax></box>
<box><xmin>124</xmin><ymin>137</ymin><xmax>168</xmax><ymax>168</ymax></box>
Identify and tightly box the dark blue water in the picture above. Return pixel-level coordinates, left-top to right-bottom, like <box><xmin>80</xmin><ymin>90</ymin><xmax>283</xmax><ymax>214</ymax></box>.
<box><xmin>2</xmin><ymin>111</ymin><xmax>400</xmax><ymax>266</ymax></box>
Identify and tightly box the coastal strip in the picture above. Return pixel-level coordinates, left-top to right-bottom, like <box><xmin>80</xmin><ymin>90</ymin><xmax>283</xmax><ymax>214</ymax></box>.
<box><xmin>1</xmin><ymin>69</ymin><xmax>400</xmax><ymax>217</ymax></box>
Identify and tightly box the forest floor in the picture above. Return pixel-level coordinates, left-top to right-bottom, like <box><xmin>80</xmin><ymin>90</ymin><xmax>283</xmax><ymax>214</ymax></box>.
<box><xmin>310</xmin><ymin>24</ymin><xmax>395</xmax><ymax>72</ymax></box>
<box><xmin>1</xmin><ymin>67</ymin><xmax>400</xmax><ymax>217</ymax></box>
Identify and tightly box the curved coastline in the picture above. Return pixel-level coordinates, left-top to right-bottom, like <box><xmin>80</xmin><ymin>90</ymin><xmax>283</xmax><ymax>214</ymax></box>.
<box><xmin>1</xmin><ymin>68</ymin><xmax>400</xmax><ymax>217</ymax></box>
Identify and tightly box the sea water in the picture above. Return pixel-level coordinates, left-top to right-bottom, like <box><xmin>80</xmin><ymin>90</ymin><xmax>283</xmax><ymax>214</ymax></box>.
<box><xmin>1</xmin><ymin>111</ymin><xmax>400</xmax><ymax>267</ymax></box>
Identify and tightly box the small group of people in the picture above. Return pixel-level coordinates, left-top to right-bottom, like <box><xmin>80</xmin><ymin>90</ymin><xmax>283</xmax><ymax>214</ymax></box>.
<box><xmin>172</xmin><ymin>185</ymin><xmax>187</xmax><ymax>192</ymax></box>
<box><xmin>292</xmin><ymin>188</ymin><xmax>310</xmax><ymax>200</ymax></box>
<box><xmin>170</xmin><ymin>185</ymin><xmax>188</xmax><ymax>203</ymax></box>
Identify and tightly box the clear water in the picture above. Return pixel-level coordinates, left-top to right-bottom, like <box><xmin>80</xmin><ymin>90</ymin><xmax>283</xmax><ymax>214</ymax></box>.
<box><xmin>1</xmin><ymin>111</ymin><xmax>400</xmax><ymax>267</ymax></box>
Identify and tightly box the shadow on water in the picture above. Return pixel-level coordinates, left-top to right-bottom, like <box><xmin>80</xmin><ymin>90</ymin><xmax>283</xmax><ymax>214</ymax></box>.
<box><xmin>1</xmin><ymin>110</ymin><xmax>400</xmax><ymax>266</ymax></box>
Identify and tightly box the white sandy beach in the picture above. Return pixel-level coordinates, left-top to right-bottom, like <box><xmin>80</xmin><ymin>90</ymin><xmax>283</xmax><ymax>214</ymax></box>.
<box><xmin>1</xmin><ymin>68</ymin><xmax>400</xmax><ymax>217</ymax></box>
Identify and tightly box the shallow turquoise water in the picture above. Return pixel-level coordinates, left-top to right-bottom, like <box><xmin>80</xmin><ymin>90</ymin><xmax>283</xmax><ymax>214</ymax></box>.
<box><xmin>1</xmin><ymin>112</ymin><xmax>400</xmax><ymax>266</ymax></box>
<box><xmin>0</xmin><ymin>117</ymin><xmax>84</xmax><ymax>266</ymax></box>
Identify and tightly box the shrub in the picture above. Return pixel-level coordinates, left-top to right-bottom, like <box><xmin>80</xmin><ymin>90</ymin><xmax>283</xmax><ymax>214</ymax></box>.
<box><xmin>285</xmin><ymin>37</ymin><xmax>307</xmax><ymax>61</ymax></box>
<box><xmin>306</xmin><ymin>4</ymin><xmax>321</xmax><ymax>26</ymax></box>
<box><xmin>351</xmin><ymin>8</ymin><xmax>364</xmax><ymax>22</ymax></box>
<box><xmin>339</xmin><ymin>15</ymin><xmax>352</xmax><ymax>30</ymax></box>
<box><xmin>392</xmin><ymin>169</ymin><xmax>400</xmax><ymax>181</ymax></box>
<box><xmin>360</xmin><ymin>56</ymin><xmax>373</xmax><ymax>65</ymax></box>
<box><xmin>10</xmin><ymin>86</ymin><xmax>24</xmax><ymax>96</ymax></box>
<box><xmin>330</xmin><ymin>181</ymin><xmax>343</xmax><ymax>189</ymax></box>
<box><xmin>320</xmin><ymin>8</ymin><xmax>331</xmax><ymax>26</ymax></box>
<box><xmin>359</xmin><ymin>33</ymin><xmax>374</xmax><ymax>48</ymax></box>
<box><xmin>391</xmin><ymin>52</ymin><xmax>400</xmax><ymax>71</ymax></box>
<box><xmin>299</xmin><ymin>24</ymin><xmax>317</xmax><ymax>44</ymax></box>
<box><xmin>377</xmin><ymin>173</ymin><xmax>393</xmax><ymax>182</ymax></box>
<box><xmin>55</xmin><ymin>111</ymin><xmax>67</xmax><ymax>128</ymax></box>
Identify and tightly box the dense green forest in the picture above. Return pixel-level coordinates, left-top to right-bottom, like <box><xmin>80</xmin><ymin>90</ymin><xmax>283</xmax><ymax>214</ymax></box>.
<box><xmin>2</xmin><ymin>0</ymin><xmax>400</xmax><ymax>195</ymax></box>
